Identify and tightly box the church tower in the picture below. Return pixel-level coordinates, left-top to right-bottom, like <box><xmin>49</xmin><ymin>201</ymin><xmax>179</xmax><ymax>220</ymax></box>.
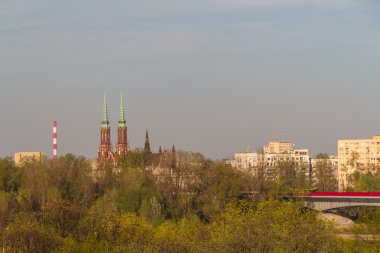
<box><xmin>98</xmin><ymin>95</ymin><xmax>114</xmax><ymax>163</ymax></box>
<box><xmin>116</xmin><ymin>93</ymin><xmax>128</xmax><ymax>159</ymax></box>
<box><xmin>144</xmin><ymin>129</ymin><xmax>151</xmax><ymax>154</ymax></box>
<box><xmin>171</xmin><ymin>144</ymin><xmax>177</xmax><ymax>169</ymax></box>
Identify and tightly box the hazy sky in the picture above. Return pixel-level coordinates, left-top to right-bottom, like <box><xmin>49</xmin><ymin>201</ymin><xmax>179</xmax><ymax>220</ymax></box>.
<box><xmin>0</xmin><ymin>0</ymin><xmax>379</xmax><ymax>159</ymax></box>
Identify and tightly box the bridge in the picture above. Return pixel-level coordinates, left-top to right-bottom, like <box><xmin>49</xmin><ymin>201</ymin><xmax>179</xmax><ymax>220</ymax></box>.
<box><xmin>304</xmin><ymin>192</ymin><xmax>380</xmax><ymax>211</ymax></box>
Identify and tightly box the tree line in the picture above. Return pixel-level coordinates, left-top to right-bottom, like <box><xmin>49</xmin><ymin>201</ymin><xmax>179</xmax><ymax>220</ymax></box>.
<box><xmin>0</xmin><ymin>151</ymin><xmax>379</xmax><ymax>252</ymax></box>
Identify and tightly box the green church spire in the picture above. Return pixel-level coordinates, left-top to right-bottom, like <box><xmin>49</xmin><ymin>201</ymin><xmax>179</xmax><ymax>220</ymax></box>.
<box><xmin>101</xmin><ymin>95</ymin><xmax>110</xmax><ymax>128</ymax></box>
<box><xmin>118</xmin><ymin>93</ymin><xmax>126</xmax><ymax>128</ymax></box>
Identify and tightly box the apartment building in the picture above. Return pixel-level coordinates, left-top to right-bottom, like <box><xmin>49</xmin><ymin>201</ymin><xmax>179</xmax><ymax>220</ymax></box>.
<box><xmin>263</xmin><ymin>142</ymin><xmax>310</xmax><ymax>180</ymax></box>
<box><xmin>231</xmin><ymin>141</ymin><xmax>310</xmax><ymax>180</ymax></box>
<box><xmin>338</xmin><ymin>136</ymin><xmax>380</xmax><ymax>191</ymax></box>
<box><xmin>232</xmin><ymin>152</ymin><xmax>258</xmax><ymax>170</ymax></box>
<box><xmin>263</xmin><ymin>142</ymin><xmax>293</xmax><ymax>154</ymax></box>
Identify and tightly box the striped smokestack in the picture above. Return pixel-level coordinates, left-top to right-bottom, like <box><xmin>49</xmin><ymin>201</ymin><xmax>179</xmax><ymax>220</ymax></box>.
<box><xmin>53</xmin><ymin>120</ymin><xmax>57</xmax><ymax>160</ymax></box>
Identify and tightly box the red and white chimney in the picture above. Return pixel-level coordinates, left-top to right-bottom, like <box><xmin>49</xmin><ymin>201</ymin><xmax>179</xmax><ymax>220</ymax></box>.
<box><xmin>53</xmin><ymin>120</ymin><xmax>57</xmax><ymax>160</ymax></box>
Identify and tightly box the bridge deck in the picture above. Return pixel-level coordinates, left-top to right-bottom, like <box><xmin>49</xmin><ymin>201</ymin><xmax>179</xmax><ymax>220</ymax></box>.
<box><xmin>304</xmin><ymin>192</ymin><xmax>380</xmax><ymax>211</ymax></box>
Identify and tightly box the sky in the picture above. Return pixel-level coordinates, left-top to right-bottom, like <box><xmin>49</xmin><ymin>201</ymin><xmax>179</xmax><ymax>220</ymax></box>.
<box><xmin>0</xmin><ymin>0</ymin><xmax>379</xmax><ymax>159</ymax></box>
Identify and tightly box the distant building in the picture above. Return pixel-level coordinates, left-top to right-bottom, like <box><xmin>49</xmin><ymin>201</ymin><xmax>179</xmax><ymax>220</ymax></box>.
<box><xmin>262</xmin><ymin>142</ymin><xmax>309</xmax><ymax>167</ymax></box>
<box><xmin>14</xmin><ymin>152</ymin><xmax>43</xmax><ymax>166</ymax></box>
<box><xmin>337</xmin><ymin>135</ymin><xmax>380</xmax><ymax>191</ymax></box>
<box><xmin>98</xmin><ymin>94</ymin><xmax>128</xmax><ymax>165</ymax></box>
<box><xmin>263</xmin><ymin>142</ymin><xmax>310</xmax><ymax>180</ymax></box>
<box><xmin>230</xmin><ymin>141</ymin><xmax>310</xmax><ymax>180</ymax></box>
<box><xmin>232</xmin><ymin>152</ymin><xmax>258</xmax><ymax>170</ymax></box>
<box><xmin>143</xmin><ymin>129</ymin><xmax>177</xmax><ymax>170</ymax></box>
<box><xmin>97</xmin><ymin>94</ymin><xmax>176</xmax><ymax>169</ymax></box>
<box><xmin>263</xmin><ymin>142</ymin><xmax>294</xmax><ymax>154</ymax></box>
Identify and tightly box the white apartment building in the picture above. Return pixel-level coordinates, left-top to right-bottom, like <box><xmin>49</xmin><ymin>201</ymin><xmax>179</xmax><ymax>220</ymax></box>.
<box><xmin>231</xmin><ymin>141</ymin><xmax>310</xmax><ymax>180</ymax></box>
<box><xmin>232</xmin><ymin>152</ymin><xmax>258</xmax><ymax>170</ymax></box>
<box><xmin>263</xmin><ymin>143</ymin><xmax>310</xmax><ymax>180</ymax></box>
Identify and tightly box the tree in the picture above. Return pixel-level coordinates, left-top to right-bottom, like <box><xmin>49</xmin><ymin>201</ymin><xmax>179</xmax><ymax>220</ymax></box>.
<box><xmin>0</xmin><ymin>158</ymin><xmax>20</xmax><ymax>192</ymax></box>
<box><xmin>78</xmin><ymin>198</ymin><xmax>154</xmax><ymax>252</ymax></box>
<box><xmin>193</xmin><ymin>163</ymin><xmax>245</xmax><ymax>220</ymax></box>
<box><xmin>42</xmin><ymin>187</ymin><xmax>86</xmax><ymax>237</ymax></box>
<box><xmin>254</xmin><ymin>148</ymin><xmax>270</xmax><ymax>193</ymax></box>
<box><xmin>209</xmin><ymin>200</ymin><xmax>340</xmax><ymax>253</ymax></box>
<box><xmin>349</xmin><ymin>171</ymin><xmax>380</xmax><ymax>192</ymax></box>
<box><xmin>113</xmin><ymin>166</ymin><xmax>157</xmax><ymax>215</ymax></box>
<box><xmin>3</xmin><ymin>213</ymin><xmax>63</xmax><ymax>253</ymax></box>
<box><xmin>350</xmin><ymin>151</ymin><xmax>360</xmax><ymax>169</ymax></box>
<box><xmin>151</xmin><ymin>217</ymin><xmax>208</xmax><ymax>253</ymax></box>
<box><xmin>314</xmin><ymin>153</ymin><xmax>338</xmax><ymax>192</ymax></box>
<box><xmin>270</xmin><ymin>161</ymin><xmax>308</xmax><ymax>193</ymax></box>
<box><xmin>345</xmin><ymin>206</ymin><xmax>380</xmax><ymax>252</ymax></box>
<box><xmin>20</xmin><ymin>154</ymin><xmax>95</xmax><ymax>212</ymax></box>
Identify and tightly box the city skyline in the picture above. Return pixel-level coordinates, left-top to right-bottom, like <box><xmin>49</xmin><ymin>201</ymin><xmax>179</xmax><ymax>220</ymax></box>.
<box><xmin>1</xmin><ymin>0</ymin><xmax>379</xmax><ymax>159</ymax></box>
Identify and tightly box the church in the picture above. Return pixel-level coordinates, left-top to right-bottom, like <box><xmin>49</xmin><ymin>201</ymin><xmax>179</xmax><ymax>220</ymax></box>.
<box><xmin>97</xmin><ymin>94</ymin><xmax>176</xmax><ymax>168</ymax></box>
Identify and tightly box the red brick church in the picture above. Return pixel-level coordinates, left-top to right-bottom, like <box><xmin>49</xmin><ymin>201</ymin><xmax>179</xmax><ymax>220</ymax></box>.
<box><xmin>98</xmin><ymin>94</ymin><xmax>176</xmax><ymax>168</ymax></box>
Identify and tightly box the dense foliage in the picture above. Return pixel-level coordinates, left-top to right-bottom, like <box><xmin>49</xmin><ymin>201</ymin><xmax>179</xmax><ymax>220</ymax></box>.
<box><xmin>314</xmin><ymin>153</ymin><xmax>338</xmax><ymax>192</ymax></box>
<box><xmin>348</xmin><ymin>171</ymin><xmax>380</xmax><ymax>192</ymax></box>
<box><xmin>0</xmin><ymin>152</ymin><xmax>378</xmax><ymax>252</ymax></box>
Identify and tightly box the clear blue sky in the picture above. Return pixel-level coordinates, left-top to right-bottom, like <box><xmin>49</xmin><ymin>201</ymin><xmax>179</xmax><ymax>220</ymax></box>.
<box><xmin>0</xmin><ymin>0</ymin><xmax>379</xmax><ymax>159</ymax></box>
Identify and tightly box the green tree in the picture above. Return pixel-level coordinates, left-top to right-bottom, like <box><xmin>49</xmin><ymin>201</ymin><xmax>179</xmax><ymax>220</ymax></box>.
<box><xmin>192</xmin><ymin>163</ymin><xmax>245</xmax><ymax>221</ymax></box>
<box><xmin>314</xmin><ymin>153</ymin><xmax>338</xmax><ymax>192</ymax></box>
<box><xmin>114</xmin><ymin>166</ymin><xmax>156</xmax><ymax>214</ymax></box>
<box><xmin>345</xmin><ymin>207</ymin><xmax>380</xmax><ymax>252</ymax></box>
<box><xmin>209</xmin><ymin>200</ymin><xmax>340</xmax><ymax>253</ymax></box>
<box><xmin>78</xmin><ymin>198</ymin><xmax>154</xmax><ymax>252</ymax></box>
<box><xmin>270</xmin><ymin>161</ymin><xmax>308</xmax><ymax>193</ymax></box>
<box><xmin>0</xmin><ymin>158</ymin><xmax>20</xmax><ymax>192</ymax></box>
<box><xmin>3</xmin><ymin>213</ymin><xmax>63</xmax><ymax>253</ymax></box>
<box><xmin>347</xmin><ymin>170</ymin><xmax>380</xmax><ymax>192</ymax></box>
<box><xmin>151</xmin><ymin>217</ymin><xmax>209</xmax><ymax>253</ymax></box>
